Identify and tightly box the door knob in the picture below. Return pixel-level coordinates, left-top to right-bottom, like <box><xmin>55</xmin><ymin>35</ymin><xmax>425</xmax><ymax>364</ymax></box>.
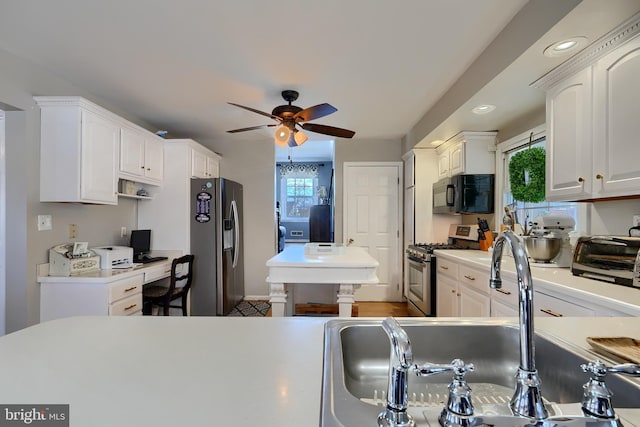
<box><xmin>348</xmin><ymin>238</ymin><xmax>354</xmax><ymax>245</ymax></box>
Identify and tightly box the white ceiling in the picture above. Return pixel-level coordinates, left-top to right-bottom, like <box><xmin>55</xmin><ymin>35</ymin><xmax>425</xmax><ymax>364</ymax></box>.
<box><xmin>0</xmin><ymin>1</ymin><xmax>638</xmax><ymax>162</ymax></box>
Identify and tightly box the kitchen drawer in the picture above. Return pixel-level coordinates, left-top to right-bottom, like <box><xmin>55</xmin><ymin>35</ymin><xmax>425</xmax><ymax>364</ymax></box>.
<box><xmin>436</xmin><ymin>258</ymin><xmax>458</xmax><ymax>279</ymax></box>
<box><xmin>108</xmin><ymin>274</ymin><xmax>143</xmax><ymax>303</ymax></box>
<box><xmin>458</xmin><ymin>264</ymin><xmax>489</xmax><ymax>294</ymax></box>
<box><xmin>109</xmin><ymin>293</ymin><xmax>142</xmax><ymax>316</ymax></box>
<box><xmin>535</xmin><ymin>291</ymin><xmax>595</xmax><ymax>317</ymax></box>
<box><xmin>143</xmin><ymin>262</ymin><xmax>172</xmax><ymax>283</ymax></box>
<box><xmin>491</xmin><ymin>276</ymin><xmax>518</xmax><ymax>307</ymax></box>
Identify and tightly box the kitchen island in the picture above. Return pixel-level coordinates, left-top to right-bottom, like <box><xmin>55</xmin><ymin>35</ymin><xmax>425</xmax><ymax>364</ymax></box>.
<box><xmin>0</xmin><ymin>316</ymin><xmax>638</xmax><ymax>426</ymax></box>
<box><xmin>266</xmin><ymin>244</ymin><xmax>379</xmax><ymax>317</ymax></box>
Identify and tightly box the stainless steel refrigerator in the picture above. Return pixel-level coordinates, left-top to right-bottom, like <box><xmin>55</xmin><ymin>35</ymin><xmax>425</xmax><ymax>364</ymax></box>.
<box><xmin>190</xmin><ymin>178</ymin><xmax>244</xmax><ymax>316</ymax></box>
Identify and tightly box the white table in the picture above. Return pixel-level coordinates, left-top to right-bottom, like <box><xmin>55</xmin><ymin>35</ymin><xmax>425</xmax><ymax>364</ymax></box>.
<box><xmin>266</xmin><ymin>245</ymin><xmax>379</xmax><ymax>317</ymax></box>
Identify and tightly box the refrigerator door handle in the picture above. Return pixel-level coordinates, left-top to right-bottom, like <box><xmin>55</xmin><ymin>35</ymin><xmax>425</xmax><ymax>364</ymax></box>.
<box><xmin>231</xmin><ymin>199</ymin><xmax>240</xmax><ymax>268</ymax></box>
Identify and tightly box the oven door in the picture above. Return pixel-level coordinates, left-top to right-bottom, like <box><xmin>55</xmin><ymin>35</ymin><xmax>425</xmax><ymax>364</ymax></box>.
<box><xmin>407</xmin><ymin>256</ymin><xmax>434</xmax><ymax>316</ymax></box>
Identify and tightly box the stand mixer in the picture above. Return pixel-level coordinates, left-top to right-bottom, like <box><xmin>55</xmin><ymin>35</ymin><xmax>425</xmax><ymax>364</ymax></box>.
<box><xmin>526</xmin><ymin>215</ymin><xmax>576</xmax><ymax>267</ymax></box>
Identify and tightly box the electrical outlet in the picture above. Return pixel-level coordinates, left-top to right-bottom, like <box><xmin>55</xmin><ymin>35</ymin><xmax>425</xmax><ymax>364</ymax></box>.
<box><xmin>120</xmin><ymin>227</ymin><xmax>127</xmax><ymax>238</ymax></box>
<box><xmin>69</xmin><ymin>224</ymin><xmax>77</xmax><ymax>239</ymax></box>
<box><xmin>37</xmin><ymin>215</ymin><xmax>52</xmax><ymax>231</ymax></box>
<box><xmin>634</xmin><ymin>215</ymin><xmax>640</xmax><ymax>227</ymax></box>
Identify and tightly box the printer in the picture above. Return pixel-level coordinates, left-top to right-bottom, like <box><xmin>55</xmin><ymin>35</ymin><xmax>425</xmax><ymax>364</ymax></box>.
<box><xmin>92</xmin><ymin>246</ymin><xmax>134</xmax><ymax>269</ymax></box>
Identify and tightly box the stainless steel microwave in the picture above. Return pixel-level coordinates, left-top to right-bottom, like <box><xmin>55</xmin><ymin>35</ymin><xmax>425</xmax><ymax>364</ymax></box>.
<box><xmin>432</xmin><ymin>174</ymin><xmax>495</xmax><ymax>214</ymax></box>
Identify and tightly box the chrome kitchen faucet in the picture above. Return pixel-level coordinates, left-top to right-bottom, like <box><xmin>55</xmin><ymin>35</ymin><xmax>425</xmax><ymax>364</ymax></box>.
<box><xmin>490</xmin><ymin>229</ymin><xmax>549</xmax><ymax>420</ymax></box>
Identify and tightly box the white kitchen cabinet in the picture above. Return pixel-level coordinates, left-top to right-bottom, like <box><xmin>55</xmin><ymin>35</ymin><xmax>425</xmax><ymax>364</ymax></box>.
<box><xmin>435</xmin><ymin>256</ymin><xmax>490</xmax><ymax>317</ymax></box>
<box><xmin>138</xmin><ymin>138</ymin><xmax>220</xmax><ymax>253</ymax></box>
<box><xmin>435</xmin><ymin>131</ymin><xmax>497</xmax><ymax>179</ymax></box>
<box><xmin>534</xmin><ymin>291</ymin><xmax>595</xmax><ymax>317</ymax></box>
<box><xmin>36</xmin><ymin>97</ymin><xmax>120</xmax><ymax>204</ymax></box>
<box><xmin>119</xmin><ymin>125</ymin><xmax>164</xmax><ymax>185</ymax></box>
<box><xmin>592</xmin><ymin>35</ymin><xmax>640</xmax><ymax>198</ymax></box>
<box><xmin>544</xmin><ymin>67</ymin><xmax>593</xmax><ymax>201</ymax></box>
<box><xmin>534</xmin><ymin>20</ymin><xmax>640</xmax><ymax>202</ymax></box>
<box><xmin>191</xmin><ymin>144</ymin><xmax>220</xmax><ymax>178</ymax></box>
<box><xmin>490</xmin><ymin>274</ymin><xmax>519</xmax><ymax>317</ymax></box>
<box><xmin>40</xmin><ymin>272</ymin><xmax>144</xmax><ymax>321</ymax></box>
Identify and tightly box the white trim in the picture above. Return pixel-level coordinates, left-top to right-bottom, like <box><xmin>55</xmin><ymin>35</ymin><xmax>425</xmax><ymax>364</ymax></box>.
<box><xmin>494</xmin><ymin>124</ymin><xmax>587</xmax><ymax>234</ymax></box>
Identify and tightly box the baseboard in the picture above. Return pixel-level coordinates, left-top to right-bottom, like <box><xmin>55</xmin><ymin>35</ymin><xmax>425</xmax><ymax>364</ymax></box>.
<box><xmin>243</xmin><ymin>295</ymin><xmax>270</xmax><ymax>301</ymax></box>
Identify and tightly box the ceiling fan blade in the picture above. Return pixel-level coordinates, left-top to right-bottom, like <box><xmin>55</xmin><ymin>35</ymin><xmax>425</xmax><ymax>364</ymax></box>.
<box><xmin>301</xmin><ymin>123</ymin><xmax>355</xmax><ymax>138</ymax></box>
<box><xmin>228</xmin><ymin>102</ymin><xmax>281</xmax><ymax>121</ymax></box>
<box><xmin>293</xmin><ymin>103</ymin><xmax>337</xmax><ymax>122</ymax></box>
<box><xmin>227</xmin><ymin>124</ymin><xmax>276</xmax><ymax>133</ymax></box>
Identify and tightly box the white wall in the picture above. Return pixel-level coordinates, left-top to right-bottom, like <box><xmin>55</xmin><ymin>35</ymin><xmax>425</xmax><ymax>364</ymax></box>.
<box><xmin>0</xmin><ymin>48</ymin><xmax>141</xmax><ymax>332</ymax></box>
<box><xmin>588</xmin><ymin>200</ymin><xmax>640</xmax><ymax>235</ymax></box>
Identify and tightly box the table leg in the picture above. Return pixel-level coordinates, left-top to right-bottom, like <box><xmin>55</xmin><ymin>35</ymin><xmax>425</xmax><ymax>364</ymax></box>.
<box><xmin>337</xmin><ymin>284</ymin><xmax>361</xmax><ymax>317</ymax></box>
<box><xmin>269</xmin><ymin>283</ymin><xmax>288</xmax><ymax>317</ymax></box>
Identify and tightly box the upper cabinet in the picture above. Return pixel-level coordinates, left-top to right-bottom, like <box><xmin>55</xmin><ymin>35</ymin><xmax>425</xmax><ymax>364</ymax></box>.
<box><xmin>190</xmin><ymin>143</ymin><xmax>220</xmax><ymax>179</ymax></box>
<box><xmin>36</xmin><ymin>96</ymin><xmax>165</xmax><ymax>204</ymax></box>
<box><xmin>533</xmin><ymin>16</ymin><xmax>640</xmax><ymax>202</ymax></box>
<box><xmin>36</xmin><ymin>97</ymin><xmax>120</xmax><ymax>204</ymax></box>
<box><xmin>435</xmin><ymin>131</ymin><xmax>497</xmax><ymax>179</ymax></box>
<box><xmin>119</xmin><ymin>125</ymin><xmax>164</xmax><ymax>185</ymax></box>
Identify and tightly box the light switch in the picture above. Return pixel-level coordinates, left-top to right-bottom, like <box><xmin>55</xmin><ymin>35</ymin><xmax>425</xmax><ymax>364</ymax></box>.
<box><xmin>37</xmin><ymin>215</ymin><xmax>52</xmax><ymax>231</ymax></box>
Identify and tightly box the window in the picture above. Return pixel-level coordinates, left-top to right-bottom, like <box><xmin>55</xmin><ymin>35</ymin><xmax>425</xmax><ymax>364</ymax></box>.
<box><xmin>499</xmin><ymin>126</ymin><xmax>580</xmax><ymax>233</ymax></box>
<box><xmin>279</xmin><ymin>164</ymin><xmax>319</xmax><ymax>222</ymax></box>
<box><xmin>284</xmin><ymin>177</ymin><xmax>316</xmax><ymax>219</ymax></box>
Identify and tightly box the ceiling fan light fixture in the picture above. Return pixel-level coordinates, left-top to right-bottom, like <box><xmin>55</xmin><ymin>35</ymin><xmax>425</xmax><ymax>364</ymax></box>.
<box><xmin>294</xmin><ymin>130</ymin><xmax>308</xmax><ymax>146</ymax></box>
<box><xmin>274</xmin><ymin>125</ymin><xmax>290</xmax><ymax>147</ymax></box>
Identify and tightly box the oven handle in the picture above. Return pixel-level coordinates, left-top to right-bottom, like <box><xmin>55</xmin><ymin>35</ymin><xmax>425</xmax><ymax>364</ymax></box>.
<box><xmin>407</xmin><ymin>256</ymin><xmax>430</xmax><ymax>266</ymax></box>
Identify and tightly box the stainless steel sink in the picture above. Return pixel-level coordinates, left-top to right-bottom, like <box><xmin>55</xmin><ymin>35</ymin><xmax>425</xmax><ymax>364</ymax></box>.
<box><xmin>320</xmin><ymin>319</ymin><xmax>640</xmax><ymax>427</ymax></box>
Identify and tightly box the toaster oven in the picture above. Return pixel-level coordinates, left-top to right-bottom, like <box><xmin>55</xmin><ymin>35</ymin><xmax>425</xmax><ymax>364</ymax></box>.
<box><xmin>571</xmin><ymin>235</ymin><xmax>640</xmax><ymax>288</ymax></box>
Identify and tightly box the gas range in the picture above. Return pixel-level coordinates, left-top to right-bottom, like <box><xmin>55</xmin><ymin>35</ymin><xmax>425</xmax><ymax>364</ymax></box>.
<box><xmin>406</xmin><ymin>224</ymin><xmax>482</xmax><ymax>260</ymax></box>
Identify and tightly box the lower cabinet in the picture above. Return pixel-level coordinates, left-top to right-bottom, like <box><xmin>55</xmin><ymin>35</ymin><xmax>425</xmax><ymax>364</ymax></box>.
<box><xmin>40</xmin><ymin>273</ymin><xmax>144</xmax><ymax>322</ymax></box>
<box><xmin>436</xmin><ymin>260</ymin><xmax>491</xmax><ymax>317</ymax></box>
<box><xmin>535</xmin><ymin>290</ymin><xmax>595</xmax><ymax>317</ymax></box>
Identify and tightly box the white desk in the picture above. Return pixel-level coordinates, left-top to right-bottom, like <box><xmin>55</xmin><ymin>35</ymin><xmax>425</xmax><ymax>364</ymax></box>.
<box><xmin>37</xmin><ymin>254</ymin><xmax>179</xmax><ymax>321</ymax></box>
<box><xmin>265</xmin><ymin>245</ymin><xmax>379</xmax><ymax>317</ymax></box>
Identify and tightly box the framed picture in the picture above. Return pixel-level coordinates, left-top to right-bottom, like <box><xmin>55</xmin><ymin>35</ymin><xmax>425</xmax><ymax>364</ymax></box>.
<box><xmin>72</xmin><ymin>242</ymin><xmax>88</xmax><ymax>256</ymax></box>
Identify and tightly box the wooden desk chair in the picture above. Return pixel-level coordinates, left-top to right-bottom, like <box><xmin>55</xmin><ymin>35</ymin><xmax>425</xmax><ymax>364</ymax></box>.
<box><xmin>143</xmin><ymin>255</ymin><xmax>194</xmax><ymax>316</ymax></box>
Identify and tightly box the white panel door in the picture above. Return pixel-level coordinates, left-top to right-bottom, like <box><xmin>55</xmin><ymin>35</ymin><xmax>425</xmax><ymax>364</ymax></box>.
<box><xmin>344</xmin><ymin>162</ymin><xmax>401</xmax><ymax>301</ymax></box>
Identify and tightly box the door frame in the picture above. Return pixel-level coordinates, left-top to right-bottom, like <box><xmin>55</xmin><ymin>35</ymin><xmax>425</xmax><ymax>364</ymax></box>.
<box><xmin>342</xmin><ymin>161</ymin><xmax>403</xmax><ymax>300</ymax></box>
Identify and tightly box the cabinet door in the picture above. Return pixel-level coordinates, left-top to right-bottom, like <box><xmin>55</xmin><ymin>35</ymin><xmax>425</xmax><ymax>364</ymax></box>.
<box><xmin>459</xmin><ymin>284</ymin><xmax>490</xmax><ymax>317</ymax></box>
<box><xmin>206</xmin><ymin>155</ymin><xmax>220</xmax><ymax>178</ymax></box>
<box><xmin>436</xmin><ymin>274</ymin><xmax>459</xmax><ymax>317</ymax></box>
<box><xmin>437</xmin><ymin>150</ymin><xmax>450</xmax><ymax>179</ymax></box>
<box><xmin>120</xmin><ymin>126</ymin><xmax>145</xmax><ymax>178</ymax></box>
<box><xmin>81</xmin><ymin>110</ymin><xmax>118</xmax><ymax>203</ymax></box>
<box><xmin>448</xmin><ymin>142</ymin><xmax>464</xmax><ymax>176</ymax></box>
<box><xmin>593</xmin><ymin>36</ymin><xmax>640</xmax><ymax>197</ymax></box>
<box><xmin>404</xmin><ymin>187</ymin><xmax>414</xmax><ymax>247</ymax></box>
<box><xmin>491</xmin><ymin>299</ymin><xmax>518</xmax><ymax>317</ymax></box>
<box><xmin>144</xmin><ymin>138</ymin><xmax>164</xmax><ymax>183</ymax></box>
<box><xmin>191</xmin><ymin>148</ymin><xmax>208</xmax><ymax>178</ymax></box>
<box><xmin>535</xmin><ymin>291</ymin><xmax>595</xmax><ymax>317</ymax></box>
<box><xmin>545</xmin><ymin>67</ymin><xmax>592</xmax><ymax>201</ymax></box>
<box><xmin>404</xmin><ymin>152</ymin><xmax>415</xmax><ymax>188</ymax></box>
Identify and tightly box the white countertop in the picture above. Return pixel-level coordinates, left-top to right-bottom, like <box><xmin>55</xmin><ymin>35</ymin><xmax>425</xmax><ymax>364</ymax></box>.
<box><xmin>0</xmin><ymin>316</ymin><xmax>638</xmax><ymax>426</ymax></box>
<box><xmin>266</xmin><ymin>244</ymin><xmax>379</xmax><ymax>268</ymax></box>
<box><xmin>435</xmin><ymin>249</ymin><xmax>640</xmax><ymax>315</ymax></box>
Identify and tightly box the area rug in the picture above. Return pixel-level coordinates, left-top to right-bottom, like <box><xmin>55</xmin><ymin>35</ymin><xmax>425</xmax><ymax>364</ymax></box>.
<box><xmin>227</xmin><ymin>300</ymin><xmax>271</xmax><ymax>317</ymax></box>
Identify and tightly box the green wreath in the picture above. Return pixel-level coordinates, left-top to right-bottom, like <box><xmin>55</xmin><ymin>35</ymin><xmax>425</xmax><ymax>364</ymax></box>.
<box><xmin>508</xmin><ymin>147</ymin><xmax>546</xmax><ymax>203</ymax></box>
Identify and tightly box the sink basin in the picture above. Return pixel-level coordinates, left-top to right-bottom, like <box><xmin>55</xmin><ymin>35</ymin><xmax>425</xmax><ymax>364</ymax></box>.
<box><xmin>321</xmin><ymin>319</ymin><xmax>640</xmax><ymax>427</ymax></box>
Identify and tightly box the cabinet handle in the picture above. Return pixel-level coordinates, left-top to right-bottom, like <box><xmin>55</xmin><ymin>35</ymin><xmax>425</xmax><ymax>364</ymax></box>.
<box><xmin>496</xmin><ymin>289</ymin><xmax>512</xmax><ymax>295</ymax></box>
<box><xmin>595</xmin><ymin>174</ymin><xmax>603</xmax><ymax>180</ymax></box>
<box><xmin>440</xmin><ymin>266</ymin><xmax>449</xmax><ymax>270</ymax></box>
<box><xmin>124</xmin><ymin>286</ymin><xmax>137</xmax><ymax>292</ymax></box>
<box><xmin>124</xmin><ymin>303</ymin><xmax>137</xmax><ymax>311</ymax></box>
<box><xmin>451</xmin><ymin>289</ymin><xmax>456</xmax><ymax>294</ymax></box>
<box><xmin>464</xmin><ymin>275</ymin><xmax>475</xmax><ymax>281</ymax></box>
<box><xmin>147</xmin><ymin>167</ymin><xmax>151</xmax><ymax>171</ymax></box>
<box><xmin>578</xmin><ymin>177</ymin><xmax>585</xmax><ymax>183</ymax></box>
<box><xmin>456</xmin><ymin>293</ymin><xmax>461</xmax><ymax>297</ymax></box>
<box><xmin>140</xmin><ymin>166</ymin><xmax>145</xmax><ymax>169</ymax></box>
<box><xmin>540</xmin><ymin>308</ymin><xmax>563</xmax><ymax>317</ymax></box>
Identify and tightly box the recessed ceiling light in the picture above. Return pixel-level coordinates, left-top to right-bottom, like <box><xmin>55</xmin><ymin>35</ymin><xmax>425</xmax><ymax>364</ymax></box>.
<box><xmin>472</xmin><ymin>104</ymin><xmax>496</xmax><ymax>115</ymax></box>
<box><xmin>543</xmin><ymin>36</ymin><xmax>588</xmax><ymax>57</ymax></box>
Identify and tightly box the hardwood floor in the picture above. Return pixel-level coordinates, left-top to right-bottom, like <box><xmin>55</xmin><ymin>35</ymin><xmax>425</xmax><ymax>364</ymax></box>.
<box><xmin>265</xmin><ymin>301</ymin><xmax>410</xmax><ymax>317</ymax></box>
